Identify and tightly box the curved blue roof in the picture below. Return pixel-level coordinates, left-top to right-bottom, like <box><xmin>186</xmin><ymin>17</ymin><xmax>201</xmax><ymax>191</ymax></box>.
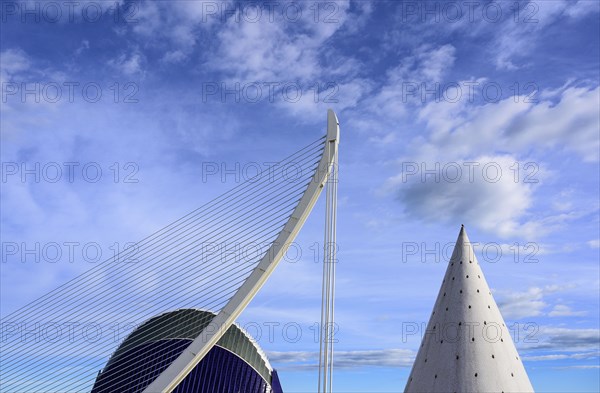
<box><xmin>91</xmin><ymin>309</ymin><xmax>283</xmax><ymax>393</ymax></box>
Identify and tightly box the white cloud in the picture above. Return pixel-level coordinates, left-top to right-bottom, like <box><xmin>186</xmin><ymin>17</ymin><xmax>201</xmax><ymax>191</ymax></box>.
<box><xmin>414</xmin><ymin>44</ymin><xmax>456</xmax><ymax>83</ymax></box>
<box><xmin>214</xmin><ymin>13</ymin><xmax>326</xmax><ymax>82</ymax></box>
<box><xmin>415</xmin><ymin>85</ymin><xmax>600</xmax><ymax>162</ymax></box>
<box><xmin>277</xmin><ymin>78</ymin><xmax>372</xmax><ymax>120</ymax></box>
<box><xmin>206</xmin><ymin>0</ymin><xmax>376</xmax><ymax>120</ymax></box>
<box><xmin>506</xmin><ymin>86</ymin><xmax>600</xmax><ymax>162</ymax></box>
<box><xmin>524</xmin><ymin>351</ymin><xmax>599</xmax><ymax>362</ymax></box>
<box><xmin>0</xmin><ymin>48</ymin><xmax>30</xmax><ymax>74</ymax></box>
<box><xmin>75</xmin><ymin>40</ymin><xmax>90</xmax><ymax>56</ymax></box>
<box><xmin>108</xmin><ymin>50</ymin><xmax>145</xmax><ymax>76</ymax></box>
<box><xmin>565</xmin><ymin>0</ymin><xmax>600</xmax><ymax>18</ymax></box>
<box><xmin>369</xmin><ymin>132</ymin><xmax>396</xmax><ymax>145</ymax></box>
<box><xmin>349</xmin><ymin>44</ymin><xmax>457</xmax><ymax>137</ymax></box>
<box><xmin>161</xmin><ymin>50</ymin><xmax>187</xmax><ymax>65</ymax></box>
<box><xmin>526</xmin><ymin>327</ymin><xmax>600</xmax><ymax>352</ymax></box>
<box><xmin>130</xmin><ymin>1</ymin><xmax>234</xmax><ymax>61</ymax></box>
<box><xmin>497</xmin><ymin>286</ymin><xmax>549</xmax><ymax>319</ymax></box>
<box><xmin>209</xmin><ymin>0</ymin><xmax>369</xmax><ymax>83</ymax></box>
<box><xmin>384</xmin><ymin>44</ymin><xmax>457</xmax><ymax>85</ymax></box>
<box><xmin>587</xmin><ymin>239</ymin><xmax>600</xmax><ymax>249</ymax></box>
<box><xmin>268</xmin><ymin>348</ymin><xmax>415</xmax><ymax>369</ymax></box>
<box><xmin>384</xmin><ymin>84</ymin><xmax>599</xmax><ymax>238</ymax></box>
<box><xmin>0</xmin><ymin>48</ymin><xmax>30</xmax><ymax>85</ymax></box>
<box><xmin>548</xmin><ymin>304</ymin><xmax>587</xmax><ymax>317</ymax></box>
<box><xmin>491</xmin><ymin>0</ymin><xmax>600</xmax><ymax>70</ymax></box>
<box><xmin>496</xmin><ymin>285</ymin><xmax>585</xmax><ymax>319</ymax></box>
<box><xmin>130</xmin><ymin>0</ymin><xmax>162</xmax><ymax>37</ymax></box>
<box><xmin>390</xmin><ymin>154</ymin><xmax>544</xmax><ymax>239</ymax></box>
<box><xmin>552</xmin><ymin>189</ymin><xmax>574</xmax><ymax>212</ymax></box>
<box><xmin>560</xmin><ymin>365</ymin><xmax>600</xmax><ymax>369</ymax></box>
<box><xmin>371</xmin><ymin>44</ymin><xmax>457</xmax><ymax>118</ymax></box>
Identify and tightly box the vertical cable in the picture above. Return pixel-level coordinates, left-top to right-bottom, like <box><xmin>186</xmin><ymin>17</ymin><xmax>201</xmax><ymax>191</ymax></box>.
<box><xmin>319</xmin><ymin>141</ymin><xmax>338</xmax><ymax>393</ymax></box>
<box><xmin>328</xmin><ymin>147</ymin><xmax>338</xmax><ymax>393</ymax></box>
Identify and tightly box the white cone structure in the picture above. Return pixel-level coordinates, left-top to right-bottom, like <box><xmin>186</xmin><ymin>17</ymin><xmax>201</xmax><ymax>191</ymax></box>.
<box><xmin>405</xmin><ymin>225</ymin><xmax>534</xmax><ymax>393</ymax></box>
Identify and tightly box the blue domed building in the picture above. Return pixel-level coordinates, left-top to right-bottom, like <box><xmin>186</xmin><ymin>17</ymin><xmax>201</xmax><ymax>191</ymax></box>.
<box><xmin>91</xmin><ymin>309</ymin><xmax>283</xmax><ymax>393</ymax></box>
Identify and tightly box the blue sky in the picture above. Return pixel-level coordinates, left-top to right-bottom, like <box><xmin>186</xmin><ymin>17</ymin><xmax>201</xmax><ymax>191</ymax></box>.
<box><xmin>1</xmin><ymin>0</ymin><xmax>599</xmax><ymax>392</ymax></box>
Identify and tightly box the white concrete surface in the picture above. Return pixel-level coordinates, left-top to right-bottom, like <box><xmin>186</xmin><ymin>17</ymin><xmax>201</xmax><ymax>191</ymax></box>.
<box><xmin>405</xmin><ymin>226</ymin><xmax>535</xmax><ymax>393</ymax></box>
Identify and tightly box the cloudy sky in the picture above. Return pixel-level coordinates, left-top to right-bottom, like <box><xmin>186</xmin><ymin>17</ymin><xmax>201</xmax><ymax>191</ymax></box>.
<box><xmin>1</xmin><ymin>0</ymin><xmax>599</xmax><ymax>392</ymax></box>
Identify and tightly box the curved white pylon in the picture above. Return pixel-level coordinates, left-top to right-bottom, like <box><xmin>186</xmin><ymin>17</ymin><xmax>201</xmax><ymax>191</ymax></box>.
<box><xmin>143</xmin><ymin>110</ymin><xmax>340</xmax><ymax>393</ymax></box>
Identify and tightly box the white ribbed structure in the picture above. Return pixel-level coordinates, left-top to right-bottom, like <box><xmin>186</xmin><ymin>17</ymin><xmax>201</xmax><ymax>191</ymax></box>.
<box><xmin>405</xmin><ymin>225</ymin><xmax>534</xmax><ymax>393</ymax></box>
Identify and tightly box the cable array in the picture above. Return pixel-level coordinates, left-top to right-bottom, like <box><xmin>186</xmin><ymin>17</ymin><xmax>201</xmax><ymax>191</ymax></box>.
<box><xmin>0</xmin><ymin>137</ymin><xmax>326</xmax><ymax>393</ymax></box>
<box><xmin>318</xmin><ymin>141</ymin><xmax>338</xmax><ymax>393</ymax></box>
